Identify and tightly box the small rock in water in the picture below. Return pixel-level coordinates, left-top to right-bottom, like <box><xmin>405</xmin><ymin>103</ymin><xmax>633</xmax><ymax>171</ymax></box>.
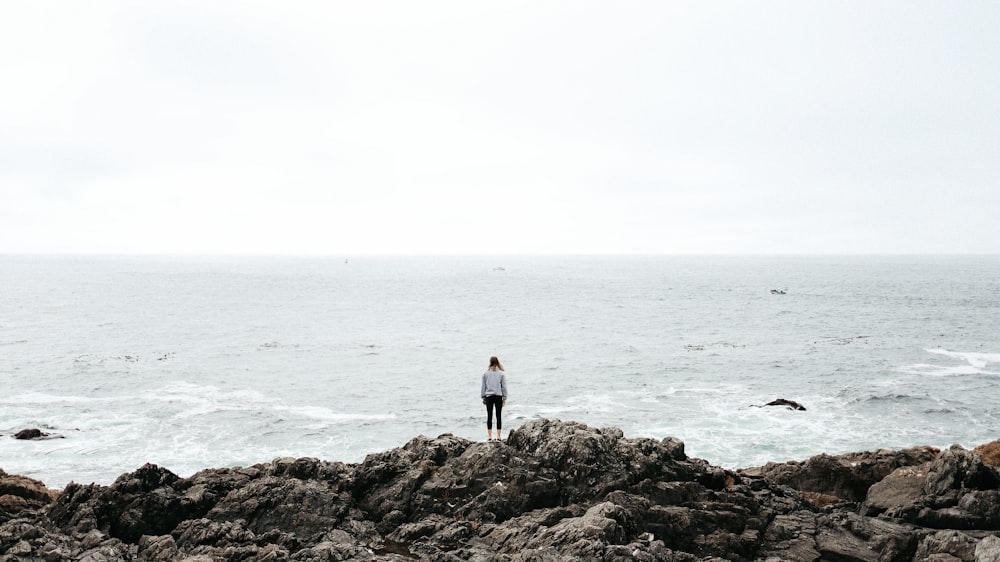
<box><xmin>763</xmin><ymin>398</ymin><xmax>807</xmax><ymax>411</ymax></box>
<box><xmin>13</xmin><ymin>428</ymin><xmax>64</xmax><ymax>440</ymax></box>
<box><xmin>14</xmin><ymin>429</ymin><xmax>47</xmax><ymax>440</ymax></box>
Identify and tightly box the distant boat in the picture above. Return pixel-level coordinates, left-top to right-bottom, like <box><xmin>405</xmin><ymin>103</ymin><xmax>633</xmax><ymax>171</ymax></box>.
<box><xmin>493</xmin><ymin>267</ymin><xmax>506</xmax><ymax>271</ymax></box>
<box><xmin>770</xmin><ymin>289</ymin><xmax>786</xmax><ymax>295</ymax></box>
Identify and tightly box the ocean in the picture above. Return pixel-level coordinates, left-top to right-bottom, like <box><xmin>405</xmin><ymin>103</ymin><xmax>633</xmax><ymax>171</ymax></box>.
<box><xmin>1</xmin><ymin>255</ymin><xmax>998</xmax><ymax>489</ymax></box>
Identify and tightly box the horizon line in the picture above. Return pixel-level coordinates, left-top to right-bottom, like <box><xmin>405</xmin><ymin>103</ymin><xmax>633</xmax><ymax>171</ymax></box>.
<box><xmin>2</xmin><ymin>251</ymin><xmax>998</xmax><ymax>258</ymax></box>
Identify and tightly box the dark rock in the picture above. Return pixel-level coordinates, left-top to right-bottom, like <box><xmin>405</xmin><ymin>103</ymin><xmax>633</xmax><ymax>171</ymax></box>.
<box><xmin>864</xmin><ymin>464</ymin><xmax>930</xmax><ymax>516</ymax></box>
<box><xmin>914</xmin><ymin>530</ymin><xmax>979</xmax><ymax>562</ymax></box>
<box><xmin>4</xmin><ymin>420</ymin><xmax>1000</xmax><ymax>561</ymax></box>
<box><xmin>12</xmin><ymin>429</ymin><xmax>63</xmax><ymax>440</ymax></box>
<box><xmin>863</xmin><ymin>445</ymin><xmax>1000</xmax><ymax>530</ymax></box>
<box><xmin>926</xmin><ymin>444</ymin><xmax>1000</xmax><ymax>495</ymax></box>
<box><xmin>203</xmin><ymin>467</ymin><xmax>350</xmax><ymax>540</ymax></box>
<box><xmin>742</xmin><ymin>445</ymin><xmax>939</xmax><ymax>504</ymax></box>
<box><xmin>49</xmin><ymin>463</ymin><xmax>194</xmax><ymax>543</ymax></box>
<box><xmin>815</xmin><ymin>511</ymin><xmax>917</xmax><ymax>562</ymax></box>
<box><xmin>762</xmin><ymin>398</ymin><xmax>807</xmax><ymax>410</ymax></box>
<box><xmin>13</xmin><ymin>429</ymin><xmax>44</xmax><ymax>440</ymax></box>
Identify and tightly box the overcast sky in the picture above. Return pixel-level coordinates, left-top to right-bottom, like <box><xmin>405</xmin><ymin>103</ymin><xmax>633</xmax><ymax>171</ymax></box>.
<box><xmin>2</xmin><ymin>2</ymin><xmax>998</xmax><ymax>255</ymax></box>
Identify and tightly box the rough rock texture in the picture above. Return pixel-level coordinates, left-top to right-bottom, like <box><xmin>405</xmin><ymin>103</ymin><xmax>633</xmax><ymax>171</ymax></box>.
<box><xmin>0</xmin><ymin>469</ymin><xmax>57</xmax><ymax>523</ymax></box>
<box><xmin>741</xmin><ymin>446</ymin><xmax>939</xmax><ymax>506</ymax></box>
<box><xmin>1</xmin><ymin>420</ymin><xmax>999</xmax><ymax>561</ymax></box>
<box><xmin>862</xmin><ymin>445</ymin><xmax>1000</xmax><ymax>531</ymax></box>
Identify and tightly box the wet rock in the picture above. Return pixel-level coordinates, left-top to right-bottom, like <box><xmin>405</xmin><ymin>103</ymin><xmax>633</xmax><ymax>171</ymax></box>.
<box><xmin>12</xmin><ymin>429</ymin><xmax>63</xmax><ymax>441</ymax></box>
<box><xmin>762</xmin><ymin>398</ymin><xmax>807</xmax><ymax>411</ymax></box>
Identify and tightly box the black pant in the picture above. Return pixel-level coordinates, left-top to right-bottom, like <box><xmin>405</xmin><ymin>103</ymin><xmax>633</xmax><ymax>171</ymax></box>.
<box><xmin>485</xmin><ymin>395</ymin><xmax>504</xmax><ymax>430</ymax></box>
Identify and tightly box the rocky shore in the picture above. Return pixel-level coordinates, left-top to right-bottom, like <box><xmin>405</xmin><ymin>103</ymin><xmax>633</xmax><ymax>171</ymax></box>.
<box><xmin>2</xmin><ymin>419</ymin><xmax>1000</xmax><ymax>561</ymax></box>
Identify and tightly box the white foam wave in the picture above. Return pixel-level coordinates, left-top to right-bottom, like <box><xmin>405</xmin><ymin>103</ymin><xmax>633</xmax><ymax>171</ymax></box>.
<box><xmin>534</xmin><ymin>394</ymin><xmax>624</xmax><ymax>416</ymax></box>
<box><xmin>144</xmin><ymin>383</ymin><xmax>270</xmax><ymax>404</ymax></box>
<box><xmin>1</xmin><ymin>392</ymin><xmax>128</xmax><ymax>405</ymax></box>
<box><xmin>896</xmin><ymin>363</ymin><xmax>993</xmax><ymax>377</ymax></box>
<box><xmin>272</xmin><ymin>405</ymin><xmax>396</xmax><ymax>422</ymax></box>
<box><xmin>897</xmin><ymin>349</ymin><xmax>1000</xmax><ymax>377</ymax></box>
<box><xmin>926</xmin><ymin>349</ymin><xmax>1000</xmax><ymax>369</ymax></box>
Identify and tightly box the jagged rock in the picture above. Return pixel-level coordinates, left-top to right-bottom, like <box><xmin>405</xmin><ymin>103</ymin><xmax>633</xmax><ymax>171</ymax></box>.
<box><xmin>763</xmin><ymin>398</ymin><xmax>807</xmax><ymax>411</ymax></box>
<box><xmin>4</xmin><ymin>420</ymin><xmax>1000</xmax><ymax>561</ymax></box>
<box><xmin>352</xmin><ymin>433</ymin><xmax>471</xmax><ymax>521</ymax></box>
<box><xmin>864</xmin><ymin>445</ymin><xmax>1000</xmax><ymax>530</ymax></box>
<box><xmin>926</xmin><ymin>445</ymin><xmax>1000</xmax><ymax>495</ymax></box>
<box><xmin>757</xmin><ymin>510</ymin><xmax>822</xmax><ymax>561</ymax></box>
<box><xmin>203</xmin><ymin>469</ymin><xmax>349</xmax><ymax>540</ymax></box>
<box><xmin>48</xmin><ymin>463</ymin><xmax>197</xmax><ymax>542</ymax></box>
<box><xmin>136</xmin><ymin>534</ymin><xmax>180</xmax><ymax>561</ymax></box>
<box><xmin>815</xmin><ymin>511</ymin><xmax>917</xmax><ymax>562</ymax></box>
<box><xmin>914</xmin><ymin>530</ymin><xmax>979</xmax><ymax>562</ymax></box>
<box><xmin>742</xmin><ymin>445</ymin><xmax>939</xmax><ymax>504</ymax></box>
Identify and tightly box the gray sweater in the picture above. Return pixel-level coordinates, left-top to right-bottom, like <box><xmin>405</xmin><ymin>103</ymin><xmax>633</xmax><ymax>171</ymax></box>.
<box><xmin>481</xmin><ymin>369</ymin><xmax>508</xmax><ymax>399</ymax></box>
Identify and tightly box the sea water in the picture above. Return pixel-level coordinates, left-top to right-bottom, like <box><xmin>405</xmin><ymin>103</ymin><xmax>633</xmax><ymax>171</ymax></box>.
<box><xmin>1</xmin><ymin>255</ymin><xmax>998</xmax><ymax>488</ymax></box>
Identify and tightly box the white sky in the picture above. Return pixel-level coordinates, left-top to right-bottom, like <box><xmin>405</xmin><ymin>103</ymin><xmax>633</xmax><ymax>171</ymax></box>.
<box><xmin>2</xmin><ymin>1</ymin><xmax>998</xmax><ymax>255</ymax></box>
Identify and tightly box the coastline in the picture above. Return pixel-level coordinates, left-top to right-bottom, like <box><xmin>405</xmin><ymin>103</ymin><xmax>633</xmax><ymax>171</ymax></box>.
<box><xmin>2</xmin><ymin>419</ymin><xmax>1000</xmax><ymax>561</ymax></box>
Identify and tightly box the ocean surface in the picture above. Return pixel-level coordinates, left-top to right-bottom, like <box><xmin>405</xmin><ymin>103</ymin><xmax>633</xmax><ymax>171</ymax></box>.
<box><xmin>1</xmin><ymin>255</ymin><xmax>998</xmax><ymax>489</ymax></box>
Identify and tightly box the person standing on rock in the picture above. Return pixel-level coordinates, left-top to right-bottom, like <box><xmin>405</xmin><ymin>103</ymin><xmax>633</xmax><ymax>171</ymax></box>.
<box><xmin>481</xmin><ymin>356</ymin><xmax>508</xmax><ymax>441</ymax></box>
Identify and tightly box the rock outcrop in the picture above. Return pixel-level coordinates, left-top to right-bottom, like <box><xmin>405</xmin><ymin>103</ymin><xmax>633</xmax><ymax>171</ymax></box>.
<box><xmin>740</xmin><ymin>446</ymin><xmax>939</xmax><ymax>507</ymax></box>
<box><xmin>0</xmin><ymin>469</ymin><xmax>57</xmax><ymax>523</ymax></box>
<box><xmin>12</xmin><ymin>429</ymin><xmax>63</xmax><ymax>441</ymax></box>
<box><xmin>1</xmin><ymin>419</ymin><xmax>999</xmax><ymax>561</ymax></box>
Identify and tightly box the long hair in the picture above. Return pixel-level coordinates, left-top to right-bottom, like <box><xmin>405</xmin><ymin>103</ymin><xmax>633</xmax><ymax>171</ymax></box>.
<box><xmin>488</xmin><ymin>356</ymin><xmax>504</xmax><ymax>371</ymax></box>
